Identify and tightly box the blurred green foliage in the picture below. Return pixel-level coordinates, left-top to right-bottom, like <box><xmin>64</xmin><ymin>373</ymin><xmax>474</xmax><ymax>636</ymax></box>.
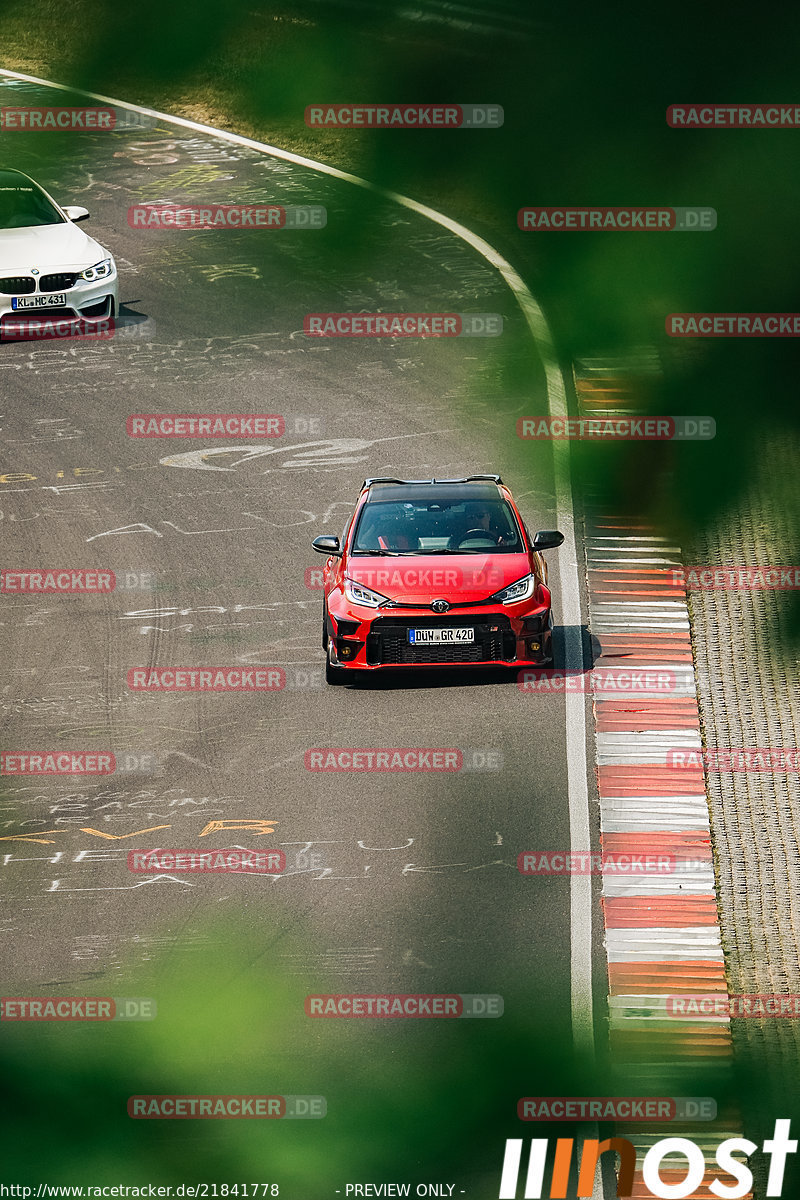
<box><xmin>1</xmin><ymin>5</ymin><xmax>799</xmax><ymax>1190</ymax></box>
<box><xmin>2</xmin><ymin>0</ymin><xmax>799</xmax><ymax>547</ymax></box>
<box><xmin>1</xmin><ymin>918</ymin><xmax>785</xmax><ymax>1193</ymax></box>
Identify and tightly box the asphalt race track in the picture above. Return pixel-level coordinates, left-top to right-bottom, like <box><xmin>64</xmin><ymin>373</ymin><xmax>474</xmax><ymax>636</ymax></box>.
<box><xmin>0</xmin><ymin>76</ymin><xmax>604</xmax><ymax>1194</ymax></box>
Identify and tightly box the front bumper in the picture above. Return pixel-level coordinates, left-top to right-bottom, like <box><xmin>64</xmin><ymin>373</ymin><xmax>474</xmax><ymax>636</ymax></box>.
<box><xmin>0</xmin><ymin>271</ymin><xmax>118</xmax><ymax>338</ymax></box>
<box><xmin>326</xmin><ymin>602</ymin><xmax>554</xmax><ymax>671</ymax></box>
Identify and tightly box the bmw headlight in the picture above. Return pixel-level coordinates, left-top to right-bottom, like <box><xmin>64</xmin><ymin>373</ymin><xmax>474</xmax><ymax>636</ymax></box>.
<box><xmin>490</xmin><ymin>573</ymin><xmax>536</xmax><ymax>605</ymax></box>
<box><xmin>344</xmin><ymin>578</ymin><xmax>393</xmax><ymax>608</ymax></box>
<box><xmin>81</xmin><ymin>257</ymin><xmax>114</xmax><ymax>282</ymax></box>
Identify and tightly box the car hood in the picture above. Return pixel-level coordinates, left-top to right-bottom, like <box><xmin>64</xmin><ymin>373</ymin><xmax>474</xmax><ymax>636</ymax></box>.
<box><xmin>0</xmin><ymin>222</ymin><xmax>107</xmax><ymax>272</ymax></box>
<box><xmin>346</xmin><ymin>552</ymin><xmax>533</xmax><ymax>604</ymax></box>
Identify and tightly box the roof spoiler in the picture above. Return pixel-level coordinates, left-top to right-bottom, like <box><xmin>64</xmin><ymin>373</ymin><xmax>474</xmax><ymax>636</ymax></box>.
<box><xmin>361</xmin><ymin>474</ymin><xmax>503</xmax><ymax>489</ymax></box>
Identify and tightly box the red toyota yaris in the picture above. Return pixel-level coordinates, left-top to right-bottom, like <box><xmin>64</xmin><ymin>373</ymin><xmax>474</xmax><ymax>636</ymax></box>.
<box><xmin>312</xmin><ymin>475</ymin><xmax>563</xmax><ymax>683</ymax></box>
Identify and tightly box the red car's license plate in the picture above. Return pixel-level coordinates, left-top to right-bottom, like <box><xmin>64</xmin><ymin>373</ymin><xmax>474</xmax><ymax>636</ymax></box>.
<box><xmin>408</xmin><ymin>628</ymin><xmax>475</xmax><ymax>644</ymax></box>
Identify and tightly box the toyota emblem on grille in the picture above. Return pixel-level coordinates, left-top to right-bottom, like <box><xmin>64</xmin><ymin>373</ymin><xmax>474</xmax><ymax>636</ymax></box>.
<box><xmin>431</xmin><ymin>598</ymin><xmax>450</xmax><ymax>613</ymax></box>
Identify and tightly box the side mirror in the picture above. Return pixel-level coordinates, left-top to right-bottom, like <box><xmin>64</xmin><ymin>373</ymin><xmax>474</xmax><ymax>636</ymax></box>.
<box><xmin>312</xmin><ymin>535</ymin><xmax>341</xmax><ymax>556</ymax></box>
<box><xmin>532</xmin><ymin>530</ymin><xmax>565</xmax><ymax>551</ymax></box>
<box><xmin>62</xmin><ymin>205</ymin><xmax>90</xmax><ymax>223</ymax></box>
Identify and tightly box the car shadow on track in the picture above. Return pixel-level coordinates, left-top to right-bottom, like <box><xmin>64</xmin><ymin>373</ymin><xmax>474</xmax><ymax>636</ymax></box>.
<box><xmin>116</xmin><ymin>303</ymin><xmax>153</xmax><ymax>337</ymax></box>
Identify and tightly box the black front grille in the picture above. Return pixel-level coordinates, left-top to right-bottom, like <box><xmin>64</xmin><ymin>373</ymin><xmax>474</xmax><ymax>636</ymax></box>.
<box><xmin>40</xmin><ymin>272</ymin><xmax>79</xmax><ymax>292</ymax></box>
<box><xmin>0</xmin><ymin>276</ymin><xmax>35</xmax><ymax>294</ymax></box>
<box><xmin>367</xmin><ymin>615</ymin><xmax>516</xmax><ymax>666</ymax></box>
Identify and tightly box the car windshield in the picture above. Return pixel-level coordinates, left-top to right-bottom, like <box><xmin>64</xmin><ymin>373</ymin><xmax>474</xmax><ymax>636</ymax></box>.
<box><xmin>0</xmin><ymin>175</ymin><xmax>65</xmax><ymax>230</ymax></box>
<box><xmin>351</xmin><ymin>497</ymin><xmax>523</xmax><ymax>554</ymax></box>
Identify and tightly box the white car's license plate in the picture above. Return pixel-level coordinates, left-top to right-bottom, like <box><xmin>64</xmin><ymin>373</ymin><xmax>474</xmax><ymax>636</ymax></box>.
<box><xmin>12</xmin><ymin>293</ymin><xmax>67</xmax><ymax>310</ymax></box>
<box><xmin>408</xmin><ymin>627</ymin><xmax>475</xmax><ymax>644</ymax></box>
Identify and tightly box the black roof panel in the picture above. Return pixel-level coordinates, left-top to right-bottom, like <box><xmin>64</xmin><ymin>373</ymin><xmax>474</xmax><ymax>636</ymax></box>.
<box><xmin>363</xmin><ymin>481</ymin><xmax>502</xmax><ymax>504</ymax></box>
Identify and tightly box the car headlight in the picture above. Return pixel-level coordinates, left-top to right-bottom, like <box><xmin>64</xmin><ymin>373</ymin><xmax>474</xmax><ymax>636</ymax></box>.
<box><xmin>490</xmin><ymin>573</ymin><xmax>536</xmax><ymax>605</ymax></box>
<box><xmin>344</xmin><ymin>578</ymin><xmax>392</xmax><ymax>608</ymax></box>
<box><xmin>81</xmin><ymin>258</ymin><xmax>114</xmax><ymax>282</ymax></box>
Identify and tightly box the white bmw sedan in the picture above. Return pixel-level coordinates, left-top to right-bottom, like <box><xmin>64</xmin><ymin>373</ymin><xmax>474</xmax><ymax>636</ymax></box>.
<box><xmin>0</xmin><ymin>168</ymin><xmax>118</xmax><ymax>332</ymax></box>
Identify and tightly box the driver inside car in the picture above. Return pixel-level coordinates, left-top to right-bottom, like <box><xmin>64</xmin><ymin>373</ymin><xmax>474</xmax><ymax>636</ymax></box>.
<box><xmin>460</xmin><ymin>502</ymin><xmax>509</xmax><ymax>546</ymax></box>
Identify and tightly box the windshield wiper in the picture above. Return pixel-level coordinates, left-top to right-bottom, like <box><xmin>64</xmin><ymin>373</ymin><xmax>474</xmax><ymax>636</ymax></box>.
<box><xmin>352</xmin><ymin>549</ymin><xmax>402</xmax><ymax>556</ymax></box>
